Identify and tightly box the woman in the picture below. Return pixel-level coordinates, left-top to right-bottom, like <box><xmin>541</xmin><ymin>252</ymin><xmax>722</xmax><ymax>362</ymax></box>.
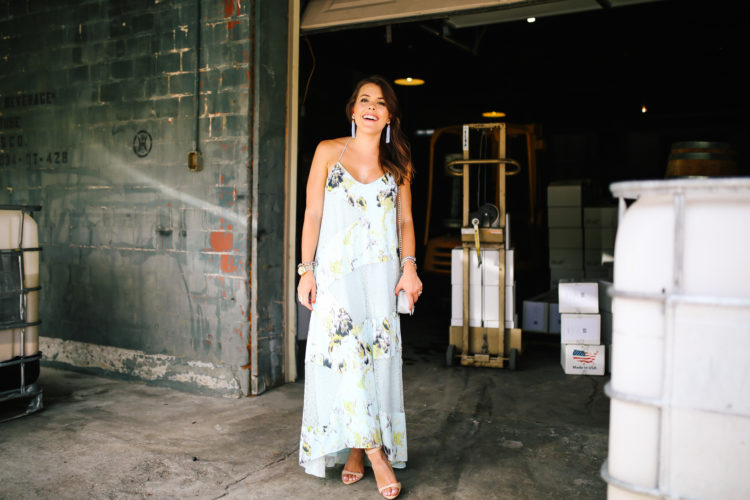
<box><xmin>297</xmin><ymin>76</ymin><xmax>422</xmax><ymax>499</ymax></box>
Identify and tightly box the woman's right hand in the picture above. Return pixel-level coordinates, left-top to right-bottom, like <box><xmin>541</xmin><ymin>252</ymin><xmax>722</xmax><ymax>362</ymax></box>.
<box><xmin>298</xmin><ymin>272</ymin><xmax>316</xmax><ymax>311</ymax></box>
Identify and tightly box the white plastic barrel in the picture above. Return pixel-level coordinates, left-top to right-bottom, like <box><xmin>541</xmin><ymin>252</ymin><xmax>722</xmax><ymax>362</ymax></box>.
<box><xmin>602</xmin><ymin>179</ymin><xmax>750</xmax><ymax>499</ymax></box>
<box><xmin>0</xmin><ymin>209</ymin><xmax>40</xmax><ymax>361</ymax></box>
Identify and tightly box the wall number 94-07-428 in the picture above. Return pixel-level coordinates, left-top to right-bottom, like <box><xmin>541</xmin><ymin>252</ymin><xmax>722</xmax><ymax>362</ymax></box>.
<box><xmin>0</xmin><ymin>151</ymin><xmax>69</xmax><ymax>166</ymax></box>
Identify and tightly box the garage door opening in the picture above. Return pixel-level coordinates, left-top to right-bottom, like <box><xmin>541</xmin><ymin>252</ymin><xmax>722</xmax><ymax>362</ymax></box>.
<box><xmin>291</xmin><ymin>0</ymin><xmax>749</xmax><ymax>375</ymax></box>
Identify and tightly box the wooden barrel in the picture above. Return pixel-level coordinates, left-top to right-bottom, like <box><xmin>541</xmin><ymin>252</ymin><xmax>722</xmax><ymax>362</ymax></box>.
<box><xmin>665</xmin><ymin>141</ymin><xmax>738</xmax><ymax>178</ymax></box>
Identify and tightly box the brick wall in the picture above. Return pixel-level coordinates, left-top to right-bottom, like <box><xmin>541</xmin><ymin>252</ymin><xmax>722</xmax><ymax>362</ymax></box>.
<box><xmin>0</xmin><ymin>0</ymin><xmax>285</xmax><ymax>396</ymax></box>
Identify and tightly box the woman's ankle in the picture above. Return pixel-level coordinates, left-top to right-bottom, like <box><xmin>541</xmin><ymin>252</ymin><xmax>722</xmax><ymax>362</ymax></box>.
<box><xmin>365</xmin><ymin>446</ymin><xmax>382</xmax><ymax>456</ymax></box>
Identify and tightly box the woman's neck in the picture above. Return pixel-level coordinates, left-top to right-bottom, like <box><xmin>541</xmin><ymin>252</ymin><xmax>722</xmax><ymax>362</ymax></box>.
<box><xmin>352</xmin><ymin>132</ymin><xmax>381</xmax><ymax>154</ymax></box>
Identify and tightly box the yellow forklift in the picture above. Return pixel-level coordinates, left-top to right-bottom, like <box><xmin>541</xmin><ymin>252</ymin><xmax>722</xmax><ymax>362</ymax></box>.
<box><xmin>423</xmin><ymin>122</ymin><xmax>542</xmax><ymax>275</ymax></box>
<box><xmin>439</xmin><ymin>123</ymin><xmax>526</xmax><ymax>369</ymax></box>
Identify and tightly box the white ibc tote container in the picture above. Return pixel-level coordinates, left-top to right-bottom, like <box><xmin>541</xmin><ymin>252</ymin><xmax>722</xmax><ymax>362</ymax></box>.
<box><xmin>601</xmin><ymin>179</ymin><xmax>750</xmax><ymax>499</ymax></box>
<box><xmin>0</xmin><ymin>209</ymin><xmax>40</xmax><ymax>361</ymax></box>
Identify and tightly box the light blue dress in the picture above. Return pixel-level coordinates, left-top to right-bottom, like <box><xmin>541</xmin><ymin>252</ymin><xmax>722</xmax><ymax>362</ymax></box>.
<box><xmin>299</xmin><ymin>139</ymin><xmax>407</xmax><ymax>478</ymax></box>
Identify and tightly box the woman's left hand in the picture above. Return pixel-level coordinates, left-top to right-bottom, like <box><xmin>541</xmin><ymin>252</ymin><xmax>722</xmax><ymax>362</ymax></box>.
<box><xmin>395</xmin><ymin>264</ymin><xmax>422</xmax><ymax>309</ymax></box>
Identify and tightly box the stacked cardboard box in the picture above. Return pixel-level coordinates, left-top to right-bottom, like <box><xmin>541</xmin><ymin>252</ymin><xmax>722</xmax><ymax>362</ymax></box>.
<box><xmin>598</xmin><ymin>280</ymin><xmax>613</xmax><ymax>371</ymax></box>
<box><xmin>548</xmin><ymin>181</ymin><xmax>585</xmax><ymax>287</ymax></box>
<box><xmin>583</xmin><ymin>206</ymin><xmax>617</xmax><ymax>281</ymax></box>
<box><xmin>451</xmin><ymin>248</ymin><xmax>516</xmax><ymax>328</ymax></box>
<box><xmin>521</xmin><ymin>288</ymin><xmax>559</xmax><ymax>334</ymax></box>
<box><xmin>559</xmin><ymin>282</ymin><xmax>606</xmax><ymax>376</ymax></box>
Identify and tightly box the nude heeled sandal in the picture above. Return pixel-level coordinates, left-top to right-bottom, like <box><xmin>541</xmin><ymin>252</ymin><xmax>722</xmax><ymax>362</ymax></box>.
<box><xmin>365</xmin><ymin>447</ymin><xmax>402</xmax><ymax>500</ymax></box>
<box><xmin>341</xmin><ymin>468</ymin><xmax>364</xmax><ymax>485</ymax></box>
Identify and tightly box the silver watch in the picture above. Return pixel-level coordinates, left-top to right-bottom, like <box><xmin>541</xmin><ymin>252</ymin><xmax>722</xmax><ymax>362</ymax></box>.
<box><xmin>297</xmin><ymin>262</ymin><xmax>315</xmax><ymax>276</ymax></box>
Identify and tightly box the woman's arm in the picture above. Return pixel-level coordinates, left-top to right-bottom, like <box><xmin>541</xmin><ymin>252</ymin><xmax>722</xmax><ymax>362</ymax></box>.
<box><xmin>298</xmin><ymin>141</ymin><xmax>333</xmax><ymax>311</ymax></box>
<box><xmin>395</xmin><ymin>175</ymin><xmax>423</xmax><ymax>308</ymax></box>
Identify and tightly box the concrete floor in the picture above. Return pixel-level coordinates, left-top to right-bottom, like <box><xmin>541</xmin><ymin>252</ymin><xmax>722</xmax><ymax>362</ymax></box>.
<box><xmin>0</xmin><ymin>294</ymin><xmax>611</xmax><ymax>499</ymax></box>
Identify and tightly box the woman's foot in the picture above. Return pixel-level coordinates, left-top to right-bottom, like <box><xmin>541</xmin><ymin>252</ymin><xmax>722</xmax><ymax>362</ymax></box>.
<box><xmin>365</xmin><ymin>447</ymin><xmax>401</xmax><ymax>499</ymax></box>
<box><xmin>341</xmin><ymin>448</ymin><xmax>365</xmax><ymax>485</ymax></box>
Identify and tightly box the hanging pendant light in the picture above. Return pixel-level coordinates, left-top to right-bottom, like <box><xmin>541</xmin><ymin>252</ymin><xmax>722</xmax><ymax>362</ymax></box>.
<box><xmin>394</xmin><ymin>77</ymin><xmax>425</xmax><ymax>86</ymax></box>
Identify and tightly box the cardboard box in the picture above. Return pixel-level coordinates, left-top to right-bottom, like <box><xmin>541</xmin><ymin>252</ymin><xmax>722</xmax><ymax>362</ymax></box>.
<box><xmin>548</xmin><ymin>302</ymin><xmax>561</xmax><ymax>334</ymax></box>
<box><xmin>483</xmin><ymin>249</ymin><xmax>501</xmax><ymax>286</ymax></box>
<box><xmin>548</xmin><ymin>228</ymin><xmax>583</xmax><ymax>248</ymax></box>
<box><xmin>451</xmin><ymin>247</ymin><xmax>482</xmax><ymax>286</ymax></box>
<box><xmin>482</xmin><ymin>284</ymin><xmax>515</xmax><ymax>323</ymax></box>
<box><xmin>559</xmin><ymin>282</ymin><xmax>599</xmax><ymax>313</ymax></box>
<box><xmin>451</xmin><ymin>284</ymin><xmax>482</xmax><ymax>327</ymax></box>
<box><xmin>452</xmin><ymin>247</ymin><xmax>506</xmax><ymax>287</ymax></box>
<box><xmin>601</xmin><ymin>311</ymin><xmax>613</xmax><ymax>346</ymax></box>
<box><xmin>583</xmin><ymin>207</ymin><xmax>618</xmax><ymax>227</ymax></box>
<box><xmin>506</xmin><ymin>284</ymin><xmax>515</xmax><ymax>323</ymax></box>
<box><xmin>585</xmin><ymin>265</ymin><xmax>613</xmax><ymax>282</ymax></box>
<box><xmin>548</xmin><ymin>207</ymin><xmax>582</xmax><ymax>228</ymax></box>
<box><xmin>550</xmin><ymin>267</ymin><xmax>585</xmax><ymax>287</ymax></box>
<box><xmin>561</xmin><ymin>344</ymin><xmax>606</xmax><ymax>376</ymax></box>
<box><xmin>483</xmin><ymin>285</ymin><xmax>499</xmax><ymax>322</ymax></box>
<box><xmin>549</xmin><ymin>248</ymin><xmax>583</xmax><ymax>268</ymax></box>
<box><xmin>598</xmin><ymin>280</ymin><xmax>613</xmax><ymax>313</ymax></box>
<box><xmin>548</xmin><ymin>181</ymin><xmax>583</xmax><ymax>207</ymax></box>
<box><xmin>506</xmin><ymin>249</ymin><xmax>514</xmax><ymax>285</ymax></box>
<box><xmin>452</xmin><ymin>283</ymin><xmax>513</xmax><ymax>327</ymax></box>
<box><xmin>522</xmin><ymin>300</ymin><xmax>549</xmax><ymax>332</ymax></box>
<box><xmin>452</xmin><ymin>247</ymin><xmax>516</xmax><ymax>328</ymax></box>
<box><xmin>584</xmin><ymin>227</ymin><xmax>617</xmax><ymax>249</ymax></box>
<box><xmin>561</xmin><ymin>313</ymin><xmax>601</xmax><ymax>344</ymax></box>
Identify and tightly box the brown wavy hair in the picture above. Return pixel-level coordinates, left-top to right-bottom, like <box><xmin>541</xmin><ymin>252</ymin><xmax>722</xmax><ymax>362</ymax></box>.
<box><xmin>345</xmin><ymin>75</ymin><xmax>413</xmax><ymax>185</ymax></box>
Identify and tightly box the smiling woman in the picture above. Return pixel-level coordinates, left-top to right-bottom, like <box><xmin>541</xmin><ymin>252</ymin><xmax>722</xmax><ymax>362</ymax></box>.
<box><xmin>345</xmin><ymin>76</ymin><xmax>413</xmax><ymax>186</ymax></box>
<box><xmin>296</xmin><ymin>76</ymin><xmax>422</xmax><ymax>499</ymax></box>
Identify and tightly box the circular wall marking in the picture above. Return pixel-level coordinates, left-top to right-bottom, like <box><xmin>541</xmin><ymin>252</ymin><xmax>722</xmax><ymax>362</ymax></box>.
<box><xmin>133</xmin><ymin>130</ymin><xmax>152</xmax><ymax>157</ymax></box>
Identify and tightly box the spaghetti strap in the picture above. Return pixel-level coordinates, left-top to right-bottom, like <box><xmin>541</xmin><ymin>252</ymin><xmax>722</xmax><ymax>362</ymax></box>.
<box><xmin>337</xmin><ymin>137</ymin><xmax>352</xmax><ymax>164</ymax></box>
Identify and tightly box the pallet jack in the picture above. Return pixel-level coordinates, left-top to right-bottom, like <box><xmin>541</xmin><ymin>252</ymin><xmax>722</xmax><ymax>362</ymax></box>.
<box><xmin>446</xmin><ymin>123</ymin><xmax>523</xmax><ymax>369</ymax></box>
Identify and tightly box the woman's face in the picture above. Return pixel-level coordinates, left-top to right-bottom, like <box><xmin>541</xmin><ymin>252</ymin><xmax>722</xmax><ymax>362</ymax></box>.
<box><xmin>352</xmin><ymin>83</ymin><xmax>391</xmax><ymax>135</ymax></box>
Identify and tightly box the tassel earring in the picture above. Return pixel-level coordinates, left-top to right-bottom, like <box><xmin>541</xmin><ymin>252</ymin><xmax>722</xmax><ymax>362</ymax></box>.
<box><xmin>351</xmin><ymin>118</ymin><xmax>356</xmax><ymax>138</ymax></box>
<box><xmin>385</xmin><ymin>123</ymin><xmax>391</xmax><ymax>144</ymax></box>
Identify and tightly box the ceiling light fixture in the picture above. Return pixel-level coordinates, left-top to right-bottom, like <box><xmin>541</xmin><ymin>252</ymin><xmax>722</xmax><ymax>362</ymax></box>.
<box><xmin>415</xmin><ymin>129</ymin><xmax>435</xmax><ymax>136</ymax></box>
<box><xmin>394</xmin><ymin>77</ymin><xmax>425</xmax><ymax>86</ymax></box>
<box><xmin>482</xmin><ymin>111</ymin><xmax>506</xmax><ymax>118</ymax></box>
<box><xmin>527</xmin><ymin>17</ymin><xmax>536</xmax><ymax>23</ymax></box>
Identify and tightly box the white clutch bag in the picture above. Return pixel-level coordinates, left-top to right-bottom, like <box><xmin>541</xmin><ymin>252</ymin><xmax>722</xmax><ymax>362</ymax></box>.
<box><xmin>396</xmin><ymin>187</ymin><xmax>414</xmax><ymax>316</ymax></box>
<box><xmin>397</xmin><ymin>289</ymin><xmax>413</xmax><ymax>315</ymax></box>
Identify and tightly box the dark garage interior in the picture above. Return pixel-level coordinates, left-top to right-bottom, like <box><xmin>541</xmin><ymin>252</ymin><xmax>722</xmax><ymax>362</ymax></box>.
<box><xmin>295</xmin><ymin>0</ymin><xmax>750</xmax><ymax>362</ymax></box>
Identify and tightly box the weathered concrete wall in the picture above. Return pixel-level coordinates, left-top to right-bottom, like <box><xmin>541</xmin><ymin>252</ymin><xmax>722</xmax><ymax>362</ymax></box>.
<box><xmin>0</xmin><ymin>0</ymin><xmax>287</xmax><ymax>396</ymax></box>
<box><xmin>250</xmin><ymin>0</ymin><xmax>288</xmax><ymax>394</ymax></box>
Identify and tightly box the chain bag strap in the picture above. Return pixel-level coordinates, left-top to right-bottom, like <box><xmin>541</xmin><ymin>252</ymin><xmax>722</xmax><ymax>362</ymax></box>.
<box><xmin>396</xmin><ymin>185</ymin><xmax>413</xmax><ymax>315</ymax></box>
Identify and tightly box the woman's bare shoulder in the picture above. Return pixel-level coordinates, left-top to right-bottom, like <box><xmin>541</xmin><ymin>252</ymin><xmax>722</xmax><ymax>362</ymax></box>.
<box><xmin>312</xmin><ymin>138</ymin><xmax>350</xmax><ymax>168</ymax></box>
<box><xmin>315</xmin><ymin>137</ymin><xmax>349</xmax><ymax>155</ymax></box>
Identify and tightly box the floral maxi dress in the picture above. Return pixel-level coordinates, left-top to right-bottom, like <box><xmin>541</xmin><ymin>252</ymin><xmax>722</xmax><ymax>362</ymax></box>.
<box><xmin>299</xmin><ymin>139</ymin><xmax>407</xmax><ymax>477</ymax></box>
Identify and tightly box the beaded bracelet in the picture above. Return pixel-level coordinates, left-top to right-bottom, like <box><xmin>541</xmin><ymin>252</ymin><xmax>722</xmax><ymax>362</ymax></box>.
<box><xmin>400</xmin><ymin>256</ymin><xmax>417</xmax><ymax>270</ymax></box>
